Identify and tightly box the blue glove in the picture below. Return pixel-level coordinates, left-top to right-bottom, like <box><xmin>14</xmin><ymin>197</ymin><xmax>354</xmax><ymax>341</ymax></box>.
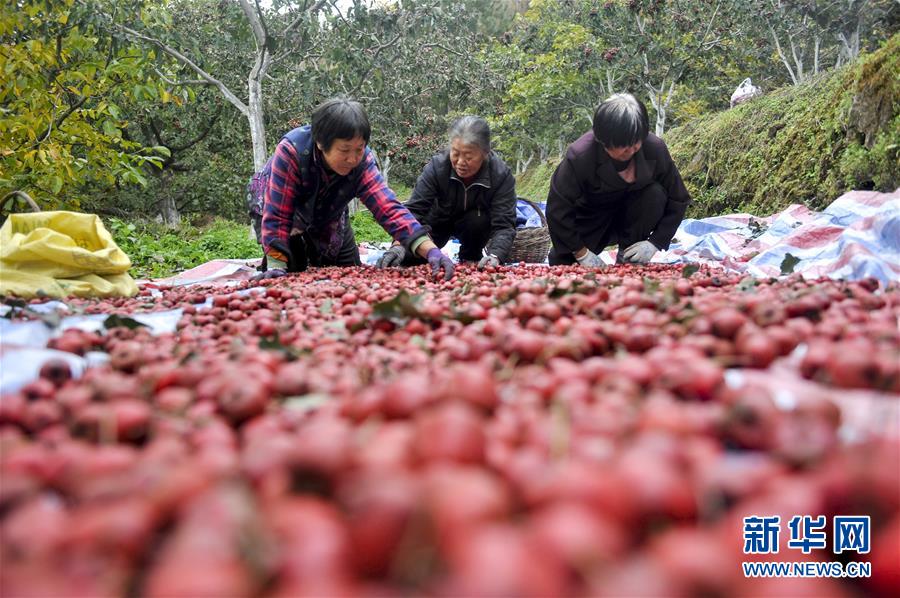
<box><xmin>376</xmin><ymin>245</ymin><xmax>407</xmax><ymax>268</ymax></box>
<box><xmin>427</xmin><ymin>248</ymin><xmax>455</xmax><ymax>281</ymax></box>
<box><xmin>575</xmin><ymin>249</ymin><xmax>605</xmax><ymax>268</ymax></box>
<box><xmin>620</xmin><ymin>240</ymin><xmax>658</xmax><ymax>264</ymax></box>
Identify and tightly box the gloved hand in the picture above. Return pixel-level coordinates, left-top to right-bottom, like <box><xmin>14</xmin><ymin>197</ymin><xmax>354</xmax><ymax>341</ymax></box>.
<box><xmin>376</xmin><ymin>244</ymin><xmax>407</xmax><ymax>268</ymax></box>
<box><xmin>575</xmin><ymin>248</ymin><xmax>604</xmax><ymax>268</ymax></box>
<box><xmin>477</xmin><ymin>254</ymin><xmax>500</xmax><ymax>270</ymax></box>
<box><xmin>620</xmin><ymin>240</ymin><xmax>658</xmax><ymax>264</ymax></box>
<box><xmin>426</xmin><ymin>247</ymin><xmax>455</xmax><ymax>281</ymax></box>
<box><xmin>251</xmin><ymin>267</ymin><xmax>287</xmax><ymax>281</ymax></box>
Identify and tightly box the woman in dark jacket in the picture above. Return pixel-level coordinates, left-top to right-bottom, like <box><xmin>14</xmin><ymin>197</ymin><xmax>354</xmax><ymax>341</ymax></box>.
<box><xmin>546</xmin><ymin>93</ymin><xmax>691</xmax><ymax>267</ymax></box>
<box><xmin>377</xmin><ymin>116</ymin><xmax>517</xmax><ymax>270</ymax></box>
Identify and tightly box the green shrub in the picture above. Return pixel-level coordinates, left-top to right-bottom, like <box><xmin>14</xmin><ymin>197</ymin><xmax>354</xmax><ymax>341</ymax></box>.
<box><xmin>107</xmin><ymin>217</ymin><xmax>260</xmax><ymax>279</ymax></box>
<box><xmin>667</xmin><ymin>35</ymin><xmax>898</xmax><ymax>218</ymax></box>
<box><xmin>351</xmin><ymin>209</ymin><xmax>392</xmax><ymax>244</ymax></box>
<box><xmin>515</xmin><ymin>157</ymin><xmax>562</xmax><ymax>204</ymax></box>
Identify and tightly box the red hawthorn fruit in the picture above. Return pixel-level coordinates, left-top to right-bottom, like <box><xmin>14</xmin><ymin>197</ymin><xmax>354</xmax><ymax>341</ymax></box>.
<box><xmin>865</xmin><ymin>515</ymin><xmax>900</xmax><ymax>596</ymax></box>
<box><xmin>155</xmin><ymin>387</ymin><xmax>194</xmax><ymax>413</ymax></box>
<box><xmin>423</xmin><ymin>465</ymin><xmax>512</xmax><ymax>552</ymax></box>
<box><xmin>110</xmin><ymin>399</ymin><xmax>152</xmax><ymax>442</ymax></box>
<box><xmin>217</xmin><ymin>377</ymin><xmax>270</xmax><ymax>423</ymax></box>
<box><xmin>736</xmin><ymin>332</ymin><xmax>779</xmax><ymax>368</ymax></box>
<box><xmin>710</xmin><ymin>308</ymin><xmax>748</xmax><ymax>339</ymax></box>
<box><xmin>439</xmin><ymin>363</ymin><xmax>499</xmax><ymax>411</ymax></box>
<box><xmin>718</xmin><ymin>385</ymin><xmax>780</xmax><ymax>451</ymax></box>
<box><xmin>38</xmin><ymin>358</ymin><xmax>73</xmax><ymax>387</ymax></box>
<box><xmin>20</xmin><ymin>378</ymin><xmax>56</xmax><ymax>401</ymax></box>
<box><xmin>340</xmin><ymin>470</ymin><xmax>422</xmax><ymax>577</ymax></box>
<box><xmin>649</xmin><ymin>527</ymin><xmax>739</xmax><ymax>595</ymax></box>
<box><xmin>529</xmin><ymin>501</ymin><xmax>629</xmax><ymax>571</ymax></box>
<box><xmin>824</xmin><ymin>345</ymin><xmax>882</xmax><ymax>389</ymax></box>
<box><xmin>442</xmin><ymin>523</ymin><xmax>569</xmax><ymax>598</ymax></box>
<box><xmin>413</xmin><ymin>401</ymin><xmax>486</xmax><ymax>465</ymax></box>
<box><xmin>22</xmin><ymin>399</ymin><xmax>63</xmax><ymax>431</ymax></box>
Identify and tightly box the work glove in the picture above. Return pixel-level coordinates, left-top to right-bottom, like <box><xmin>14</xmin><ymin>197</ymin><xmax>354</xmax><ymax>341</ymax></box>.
<box><xmin>620</xmin><ymin>240</ymin><xmax>658</xmax><ymax>264</ymax></box>
<box><xmin>251</xmin><ymin>267</ymin><xmax>287</xmax><ymax>281</ymax></box>
<box><xmin>376</xmin><ymin>244</ymin><xmax>407</xmax><ymax>268</ymax></box>
<box><xmin>477</xmin><ymin>254</ymin><xmax>500</xmax><ymax>270</ymax></box>
<box><xmin>426</xmin><ymin>248</ymin><xmax>455</xmax><ymax>281</ymax></box>
<box><xmin>575</xmin><ymin>248</ymin><xmax>605</xmax><ymax>268</ymax></box>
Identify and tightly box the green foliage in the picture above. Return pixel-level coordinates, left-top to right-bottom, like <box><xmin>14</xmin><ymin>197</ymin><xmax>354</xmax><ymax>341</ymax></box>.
<box><xmin>514</xmin><ymin>157</ymin><xmax>561</xmax><ymax>204</ymax></box>
<box><xmin>667</xmin><ymin>35</ymin><xmax>899</xmax><ymax>218</ymax></box>
<box><xmin>107</xmin><ymin>217</ymin><xmax>259</xmax><ymax>278</ymax></box>
<box><xmin>0</xmin><ymin>0</ymin><xmax>179</xmax><ymax>209</ymax></box>
<box><xmin>351</xmin><ymin>210</ymin><xmax>392</xmax><ymax>244</ymax></box>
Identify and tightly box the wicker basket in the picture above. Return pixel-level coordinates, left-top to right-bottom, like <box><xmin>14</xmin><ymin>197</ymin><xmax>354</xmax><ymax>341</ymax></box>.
<box><xmin>507</xmin><ymin>197</ymin><xmax>551</xmax><ymax>263</ymax></box>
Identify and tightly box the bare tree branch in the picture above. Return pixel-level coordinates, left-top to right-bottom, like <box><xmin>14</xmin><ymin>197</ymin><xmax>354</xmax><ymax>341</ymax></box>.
<box><xmin>285</xmin><ymin>0</ymin><xmax>330</xmax><ymax>35</ymax></box>
<box><xmin>113</xmin><ymin>22</ymin><xmax>249</xmax><ymax>116</ymax></box>
<box><xmin>153</xmin><ymin>67</ymin><xmax>209</xmax><ymax>87</ymax></box>
<box><xmin>349</xmin><ymin>32</ymin><xmax>403</xmax><ymax>95</ymax></box>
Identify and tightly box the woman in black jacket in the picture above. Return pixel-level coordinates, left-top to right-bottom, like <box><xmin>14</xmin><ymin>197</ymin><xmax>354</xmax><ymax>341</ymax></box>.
<box><xmin>377</xmin><ymin>116</ymin><xmax>517</xmax><ymax>270</ymax></box>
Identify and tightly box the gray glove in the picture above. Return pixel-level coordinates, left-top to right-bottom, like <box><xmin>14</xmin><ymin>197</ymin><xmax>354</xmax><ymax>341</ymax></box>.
<box><xmin>252</xmin><ymin>267</ymin><xmax>287</xmax><ymax>281</ymax></box>
<box><xmin>426</xmin><ymin>248</ymin><xmax>455</xmax><ymax>281</ymax></box>
<box><xmin>575</xmin><ymin>249</ymin><xmax>604</xmax><ymax>268</ymax></box>
<box><xmin>620</xmin><ymin>240</ymin><xmax>658</xmax><ymax>264</ymax></box>
<box><xmin>477</xmin><ymin>254</ymin><xmax>500</xmax><ymax>270</ymax></box>
<box><xmin>376</xmin><ymin>244</ymin><xmax>407</xmax><ymax>268</ymax></box>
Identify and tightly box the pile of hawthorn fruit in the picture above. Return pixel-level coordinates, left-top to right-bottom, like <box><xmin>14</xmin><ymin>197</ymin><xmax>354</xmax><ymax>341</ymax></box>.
<box><xmin>1</xmin><ymin>263</ymin><xmax>898</xmax><ymax>597</ymax></box>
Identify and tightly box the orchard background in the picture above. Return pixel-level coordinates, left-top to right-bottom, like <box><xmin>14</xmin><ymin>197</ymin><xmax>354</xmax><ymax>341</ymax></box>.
<box><xmin>2</xmin><ymin>1</ymin><xmax>897</xmax><ymax>277</ymax></box>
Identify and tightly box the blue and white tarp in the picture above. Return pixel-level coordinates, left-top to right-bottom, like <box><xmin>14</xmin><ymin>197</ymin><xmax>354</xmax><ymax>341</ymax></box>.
<box><xmin>595</xmin><ymin>189</ymin><xmax>899</xmax><ymax>283</ymax></box>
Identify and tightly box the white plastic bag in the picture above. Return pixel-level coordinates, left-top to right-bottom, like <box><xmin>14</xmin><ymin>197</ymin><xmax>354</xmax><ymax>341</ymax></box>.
<box><xmin>730</xmin><ymin>78</ymin><xmax>762</xmax><ymax>107</ymax></box>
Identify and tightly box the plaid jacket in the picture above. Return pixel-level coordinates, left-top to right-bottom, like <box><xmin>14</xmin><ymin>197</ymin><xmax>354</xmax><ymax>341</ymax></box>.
<box><xmin>261</xmin><ymin>125</ymin><xmax>426</xmax><ymax>264</ymax></box>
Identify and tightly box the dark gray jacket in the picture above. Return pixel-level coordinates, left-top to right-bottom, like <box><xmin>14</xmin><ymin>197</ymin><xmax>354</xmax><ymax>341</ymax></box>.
<box><xmin>405</xmin><ymin>150</ymin><xmax>517</xmax><ymax>260</ymax></box>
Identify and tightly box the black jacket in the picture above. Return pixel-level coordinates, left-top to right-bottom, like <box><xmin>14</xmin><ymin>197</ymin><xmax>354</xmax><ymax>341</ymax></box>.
<box><xmin>547</xmin><ymin>131</ymin><xmax>691</xmax><ymax>254</ymax></box>
<box><xmin>405</xmin><ymin>150</ymin><xmax>517</xmax><ymax>260</ymax></box>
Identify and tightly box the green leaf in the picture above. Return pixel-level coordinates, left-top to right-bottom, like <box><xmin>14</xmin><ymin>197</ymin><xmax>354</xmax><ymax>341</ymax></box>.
<box><xmin>682</xmin><ymin>264</ymin><xmax>700</xmax><ymax>278</ymax></box>
<box><xmin>371</xmin><ymin>289</ymin><xmax>427</xmax><ymax>322</ymax></box>
<box><xmin>737</xmin><ymin>277</ymin><xmax>758</xmax><ymax>291</ymax></box>
<box><xmin>151</xmin><ymin>145</ymin><xmax>171</xmax><ymax>158</ymax></box>
<box><xmin>780</xmin><ymin>253</ymin><xmax>801</xmax><ymax>275</ymax></box>
<box><xmin>103</xmin><ymin>314</ymin><xmax>148</xmax><ymax>330</ymax></box>
<box><xmin>49</xmin><ymin>175</ymin><xmax>63</xmax><ymax>194</ymax></box>
<box><xmin>259</xmin><ymin>335</ymin><xmax>301</xmax><ymax>360</ymax></box>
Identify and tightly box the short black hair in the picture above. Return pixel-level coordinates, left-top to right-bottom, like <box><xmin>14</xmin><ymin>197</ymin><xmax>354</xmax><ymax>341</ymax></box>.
<box><xmin>311</xmin><ymin>97</ymin><xmax>371</xmax><ymax>151</ymax></box>
<box><xmin>592</xmin><ymin>93</ymin><xmax>650</xmax><ymax>148</ymax></box>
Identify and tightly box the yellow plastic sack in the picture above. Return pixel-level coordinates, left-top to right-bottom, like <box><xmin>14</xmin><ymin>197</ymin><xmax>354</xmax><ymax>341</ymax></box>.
<box><xmin>0</xmin><ymin>211</ymin><xmax>138</xmax><ymax>298</ymax></box>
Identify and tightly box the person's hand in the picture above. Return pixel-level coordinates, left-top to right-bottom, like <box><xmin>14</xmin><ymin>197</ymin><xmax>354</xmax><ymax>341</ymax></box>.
<box><xmin>426</xmin><ymin>248</ymin><xmax>455</xmax><ymax>281</ymax></box>
<box><xmin>477</xmin><ymin>254</ymin><xmax>500</xmax><ymax>270</ymax></box>
<box><xmin>620</xmin><ymin>240</ymin><xmax>658</xmax><ymax>264</ymax></box>
<box><xmin>251</xmin><ymin>267</ymin><xmax>287</xmax><ymax>281</ymax></box>
<box><xmin>376</xmin><ymin>245</ymin><xmax>407</xmax><ymax>268</ymax></box>
<box><xmin>575</xmin><ymin>248</ymin><xmax>604</xmax><ymax>268</ymax></box>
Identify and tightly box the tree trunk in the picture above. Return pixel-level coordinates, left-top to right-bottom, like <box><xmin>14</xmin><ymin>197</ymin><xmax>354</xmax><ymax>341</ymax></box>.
<box><xmin>381</xmin><ymin>154</ymin><xmax>392</xmax><ymax>186</ymax></box>
<box><xmin>160</xmin><ymin>194</ymin><xmax>181</xmax><ymax>228</ymax></box>
<box><xmin>647</xmin><ymin>80</ymin><xmax>674</xmax><ymax>137</ymax></box>
<box><xmin>247</xmin><ymin>67</ymin><xmax>268</xmax><ymax>172</ymax></box>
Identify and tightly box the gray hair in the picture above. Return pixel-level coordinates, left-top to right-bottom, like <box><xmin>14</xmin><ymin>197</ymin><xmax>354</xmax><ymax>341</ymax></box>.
<box><xmin>448</xmin><ymin>115</ymin><xmax>491</xmax><ymax>155</ymax></box>
<box><xmin>592</xmin><ymin>93</ymin><xmax>649</xmax><ymax>149</ymax></box>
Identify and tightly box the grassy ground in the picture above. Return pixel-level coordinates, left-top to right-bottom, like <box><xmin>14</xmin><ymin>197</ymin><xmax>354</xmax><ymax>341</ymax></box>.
<box><xmin>107</xmin><ymin>217</ymin><xmax>261</xmax><ymax>279</ymax></box>
<box><xmin>108</xmin><ymin>210</ymin><xmax>399</xmax><ymax>278</ymax></box>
